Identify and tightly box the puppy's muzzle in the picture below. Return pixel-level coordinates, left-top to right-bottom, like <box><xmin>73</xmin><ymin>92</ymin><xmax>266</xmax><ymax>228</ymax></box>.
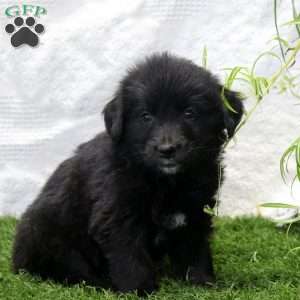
<box><xmin>155</xmin><ymin>142</ymin><xmax>182</xmax><ymax>159</ymax></box>
<box><xmin>154</xmin><ymin>141</ymin><xmax>184</xmax><ymax>175</ymax></box>
<box><xmin>152</xmin><ymin>124</ymin><xmax>186</xmax><ymax>174</ymax></box>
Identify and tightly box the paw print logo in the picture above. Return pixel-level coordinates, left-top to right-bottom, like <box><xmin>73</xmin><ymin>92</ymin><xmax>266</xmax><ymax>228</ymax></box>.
<box><xmin>5</xmin><ymin>17</ymin><xmax>45</xmax><ymax>47</ymax></box>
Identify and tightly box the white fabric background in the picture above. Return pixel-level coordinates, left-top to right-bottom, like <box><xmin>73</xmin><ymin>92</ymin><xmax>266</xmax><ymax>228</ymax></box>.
<box><xmin>0</xmin><ymin>0</ymin><xmax>299</xmax><ymax>216</ymax></box>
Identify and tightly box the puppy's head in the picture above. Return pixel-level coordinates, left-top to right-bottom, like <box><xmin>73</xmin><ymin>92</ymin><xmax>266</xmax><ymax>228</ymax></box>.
<box><xmin>104</xmin><ymin>53</ymin><xmax>244</xmax><ymax>175</ymax></box>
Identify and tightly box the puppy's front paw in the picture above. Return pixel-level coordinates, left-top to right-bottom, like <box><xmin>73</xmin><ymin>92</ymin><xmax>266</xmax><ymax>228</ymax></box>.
<box><xmin>136</xmin><ymin>280</ymin><xmax>159</xmax><ymax>297</ymax></box>
<box><xmin>185</xmin><ymin>267</ymin><xmax>215</xmax><ymax>286</ymax></box>
<box><xmin>114</xmin><ymin>271</ymin><xmax>158</xmax><ymax>296</ymax></box>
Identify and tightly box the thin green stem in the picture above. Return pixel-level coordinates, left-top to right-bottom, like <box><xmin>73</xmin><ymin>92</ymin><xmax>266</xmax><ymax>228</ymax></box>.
<box><xmin>274</xmin><ymin>0</ymin><xmax>286</xmax><ymax>61</ymax></box>
<box><xmin>291</xmin><ymin>0</ymin><xmax>300</xmax><ymax>37</ymax></box>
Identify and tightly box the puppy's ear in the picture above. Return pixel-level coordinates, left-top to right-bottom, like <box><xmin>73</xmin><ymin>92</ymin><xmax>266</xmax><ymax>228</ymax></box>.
<box><xmin>221</xmin><ymin>87</ymin><xmax>244</xmax><ymax>138</ymax></box>
<box><xmin>103</xmin><ymin>94</ymin><xmax>123</xmax><ymax>142</ymax></box>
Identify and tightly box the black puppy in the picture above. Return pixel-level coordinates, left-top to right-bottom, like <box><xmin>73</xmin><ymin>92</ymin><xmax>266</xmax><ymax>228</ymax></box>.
<box><xmin>12</xmin><ymin>53</ymin><xmax>243</xmax><ymax>295</ymax></box>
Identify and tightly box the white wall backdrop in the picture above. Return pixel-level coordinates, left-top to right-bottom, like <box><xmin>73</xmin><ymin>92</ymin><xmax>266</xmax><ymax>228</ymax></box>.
<box><xmin>0</xmin><ymin>0</ymin><xmax>299</xmax><ymax>216</ymax></box>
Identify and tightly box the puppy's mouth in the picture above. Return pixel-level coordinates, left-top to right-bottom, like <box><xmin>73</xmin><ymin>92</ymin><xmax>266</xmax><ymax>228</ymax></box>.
<box><xmin>159</xmin><ymin>159</ymin><xmax>180</xmax><ymax>175</ymax></box>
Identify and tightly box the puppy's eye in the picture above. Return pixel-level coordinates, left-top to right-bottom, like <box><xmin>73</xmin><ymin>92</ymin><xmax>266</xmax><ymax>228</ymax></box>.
<box><xmin>140</xmin><ymin>111</ymin><xmax>153</xmax><ymax>122</ymax></box>
<box><xmin>184</xmin><ymin>108</ymin><xmax>195</xmax><ymax>119</ymax></box>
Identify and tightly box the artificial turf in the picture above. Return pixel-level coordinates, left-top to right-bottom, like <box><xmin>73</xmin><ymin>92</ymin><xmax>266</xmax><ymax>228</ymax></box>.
<box><xmin>1</xmin><ymin>217</ymin><xmax>300</xmax><ymax>300</ymax></box>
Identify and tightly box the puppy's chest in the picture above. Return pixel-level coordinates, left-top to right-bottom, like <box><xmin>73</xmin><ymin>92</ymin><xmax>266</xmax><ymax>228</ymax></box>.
<box><xmin>152</xmin><ymin>194</ymin><xmax>191</xmax><ymax>228</ymax></box>
<box><xmin>159</xmin><ymin>212</ymin><xmax>188</xmax><ymax>230</ymax></box>
<box><xmin>150</xmin><ymin>189</ymin><xmax>201</xmax><ymax>228</ymax></box>
<box><xmin>150</xmin><ymin>189</ymin><xmax>203</xmax><ymax>249</ymax></box>
<box><xmin>151</xmin><ymin>211</ymin><xmax>188</xmax><ymax>252</ymax></box>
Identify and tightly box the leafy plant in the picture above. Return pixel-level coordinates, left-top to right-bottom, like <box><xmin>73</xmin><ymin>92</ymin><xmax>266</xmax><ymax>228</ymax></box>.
<box><xmin>257</xmin><ymin>1</ymin><xmax>300</xmax><ymax>223</ymax></box>
<box><xmin>203</xmin><ymin>0</ymin><xmax>300</xmax><ymax>220</ymax></box>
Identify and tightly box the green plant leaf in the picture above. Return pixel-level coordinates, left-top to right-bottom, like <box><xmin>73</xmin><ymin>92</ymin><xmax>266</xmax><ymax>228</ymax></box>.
<box><xmin>203</xmin><ymin>205</ymin><xmax>216</xmax><ymax>216</ymax></box>
<box><xmin>277</xmin><ymin>216</ymin><xmax>300</xmax><ymax>224</ymax></box>
<box><xmin>260</xmin><ymin>203</ymin><xmax>299</xmax><ymax>209</ymax></box>
<box><xmin>282</xmin><ymin>16</ymin><xmax>300</xmax><ymax>26</ymax></box>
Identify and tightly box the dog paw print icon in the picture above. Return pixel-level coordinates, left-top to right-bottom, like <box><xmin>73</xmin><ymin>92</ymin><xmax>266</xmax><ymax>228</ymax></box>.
<box><xmin>5</xmin><ymin>16</ymin><xmax>45</xmax><ymax>47</ymax></box>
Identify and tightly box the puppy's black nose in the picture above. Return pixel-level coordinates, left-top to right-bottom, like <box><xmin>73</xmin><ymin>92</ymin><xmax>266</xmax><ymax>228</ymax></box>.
<box><xmin>156</xmin><ymin>143</ymin><xmax>180</xmax><ymax>157</ymax></box>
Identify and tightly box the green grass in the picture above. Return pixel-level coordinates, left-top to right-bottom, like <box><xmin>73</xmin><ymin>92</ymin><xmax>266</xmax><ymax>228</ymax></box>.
<box><xmin>1</xmin><ymin>217</ymin><xmax>300</xmax><ymax>300</ymax></box>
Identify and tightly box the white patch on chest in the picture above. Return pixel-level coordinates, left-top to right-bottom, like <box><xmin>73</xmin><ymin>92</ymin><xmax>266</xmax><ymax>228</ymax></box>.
<box><xmin>163</xmin><ymin>212</ymin><xmax>187</xmax><ymax>230</ymax></box>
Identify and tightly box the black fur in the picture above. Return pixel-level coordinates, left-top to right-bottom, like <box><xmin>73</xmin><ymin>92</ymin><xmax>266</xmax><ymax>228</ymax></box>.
<box><xmin>12</xmin><ymin>53</ymin><xmax>243</xmax><ymax>295</ymax></box>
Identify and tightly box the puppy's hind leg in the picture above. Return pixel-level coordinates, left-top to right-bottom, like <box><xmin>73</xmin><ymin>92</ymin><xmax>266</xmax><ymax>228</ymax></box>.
<box><xmin>13</xmin><ymin>232</ymin><xmax>104</xmax><ymax>287</ymax></box>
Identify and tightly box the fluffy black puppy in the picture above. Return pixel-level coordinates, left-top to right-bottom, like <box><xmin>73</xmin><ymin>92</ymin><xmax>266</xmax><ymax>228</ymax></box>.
<box><xmin>12</xmin><ymin>53</ymin><xmax>243</xmax><ymax>295</ymax></box>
